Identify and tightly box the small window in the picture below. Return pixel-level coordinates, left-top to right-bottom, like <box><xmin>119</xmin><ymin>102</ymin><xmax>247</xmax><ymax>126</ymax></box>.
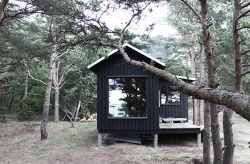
<box><xmin>161</xmin><ymin>86</ymin><xmax>180</xmax><ymax>104</ymax></box>
<box><xmin>108</xmin><ymin>77</ymin><xmax>146</xmax><ymax>117</ymax></box>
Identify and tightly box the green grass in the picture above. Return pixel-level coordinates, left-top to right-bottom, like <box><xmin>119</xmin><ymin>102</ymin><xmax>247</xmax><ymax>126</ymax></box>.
<box><xmin>1</xmin><ymin>116</ymin><xmax>249</xmax><ymax>164</ymax></box>
<box><xmin>141</xmin><ymin>154</ymin><xmax>190</xmax><ymax>162</ymax></box>
<box><xmin>162</xmin><ymin>155</ymin><xmax>190</xmax><ymax>161</ymax></box>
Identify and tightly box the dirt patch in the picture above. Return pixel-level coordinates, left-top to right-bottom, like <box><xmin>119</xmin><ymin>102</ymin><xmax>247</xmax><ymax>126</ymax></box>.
<box><xmin>0</xmin><ymin>122</ymin><xmax>40</xmax><ymax>141</ymax></box>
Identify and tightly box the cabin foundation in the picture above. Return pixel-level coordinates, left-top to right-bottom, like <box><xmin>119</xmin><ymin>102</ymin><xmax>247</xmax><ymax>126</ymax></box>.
<box><xmin>197</xmin><ymin>133</ymin><xmax>201</xmax><ymax>148</ymax></box>
<box><xmin>98</xmin><ymin>133</ymin><xmax>102</xmax><ymax>148</ymax></box>
<box><xmin>154</xmin><ymin>134</ymin><xmax>158</xmax><ymax>148</ymax></box>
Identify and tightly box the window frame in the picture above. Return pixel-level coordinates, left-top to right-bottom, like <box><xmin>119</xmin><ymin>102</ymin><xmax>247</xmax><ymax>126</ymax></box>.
<box><xmin>160</xmin><ymin>85</ymin><xmax>181</xmax><ymax>105</ymax></box>
<box><xmin>107</xmin><ymin>76</ymin><xmax>148</xmax><ymax>119</ymax></box>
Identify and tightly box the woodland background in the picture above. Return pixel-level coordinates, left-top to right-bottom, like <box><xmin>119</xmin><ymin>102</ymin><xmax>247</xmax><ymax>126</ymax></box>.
<box><xmin>0</xmin><ymin>0</ymin><xmax>250</xmax><ymax>163</ymax></box>
<box><xmin>1</xmin><ymin>0</ymin><xmax>249</xmax><ymax>121</ymax></box>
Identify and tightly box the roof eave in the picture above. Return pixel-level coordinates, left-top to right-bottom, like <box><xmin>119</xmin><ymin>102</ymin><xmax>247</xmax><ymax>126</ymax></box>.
<box><xmin>87</xmin><ymin>43</ymin><xmax>166</xmax><ymax>70</ymax></box>
<box><xmin>123</xmin><ymin>43</ymin><xmax>166</xmax><ymax>67</ymax></box>
<box><xmin>176</xmin><ymin>76</ymin><xmax>196</xmax><ymax>81</ymax></box>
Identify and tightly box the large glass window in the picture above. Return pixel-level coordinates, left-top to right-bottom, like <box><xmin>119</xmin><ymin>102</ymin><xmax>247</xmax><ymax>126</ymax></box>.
<box><xmin>161</xmin><ymin>86</ymin><xmax>180</xmax><ymax>104</ymax></box>
<box><xmin>108</xmin><ymin>77</ymin><xmax>146</xmax><ymax>117</ymax></box>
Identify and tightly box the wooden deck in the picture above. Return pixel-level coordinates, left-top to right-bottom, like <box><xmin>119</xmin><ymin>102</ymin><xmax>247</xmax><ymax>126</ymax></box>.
<box><xmin>159</xmin><ymin>120</ymin><xmax>202</xmax><ymax>130</ymax></box>
<box><xmin>157</xmin><ymin>120</ymin><xmax>202</xmax><ymax>148</ymax></box>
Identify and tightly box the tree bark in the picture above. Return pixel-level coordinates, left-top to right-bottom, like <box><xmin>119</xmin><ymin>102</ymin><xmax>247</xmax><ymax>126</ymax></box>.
<box><xmin>221</xmin><ymin>0</ymin><xmax>242</xmax><ymax>162</ymax></box>
<box><xmin>54</xmin><ymin>85</ymin><xmax>59</xmax><ymax>122</ymax></box>
<box><xmin>199</xmin><ymin>45</ymin><xmax>205</xmax><ymax>125</ymax></box>
<box><xmin>190</xmin><ymin>44</ymin><xmax>196</xmax><ymax>78</ymax></box>
<box><xmin>203</xmin><ymin>101</ymin><xmax>211</xmax><ymax>164</ymax></box>
<box><xmin>233</xmin><ymin>0</ymin><xmax>243</xmax><ymax>93</ymax></box>
<box><xmin>190</xmin><ymin>43</ymin><xmax>198</xmax><ymax>125</ymax></box>
<box><xmin>40</xmin><ymin>45</ymin><xmax>56</xmax><ymax>140</ymax></box>
<box><xmin>223</xmin><ymin>108</ymin><xmax>234</xmax><ymax>164</ymax></box>
<box><xmin>7</xmin><ymin>95</ymin><xmax>13</xmax><ymax>110</ymax></box>
<box><xmin>193</xmin><ymin>99</ymin><xmax>198</xmax><ymax>125</ymax></box>
<box><xmin>40</xmin><ymin>18</ymin><xmax>57</xmax><ymax>140</ymax></box>
<box><xmin>52</xmin><ymin>59</ymin><xmax>73</xmax><ymax>122</ymax></box>
<box><xmin>0</xmin><ymin>0</ymin><xmax>8</xmax><ymax>26</ymax></box>
<box><xmin>24</xmin><ymin>68</ymin><xmax>29</xmax><ymax>98</ymax></box>
<box><xmin>200</xmin><ymin>1</ymin><xmax>223</xmax><ymax>163</ymax></box>
<box><xmin>210</xmin><ymin>104</ymin><xmax>223</xmax><ymax>163</ymax></box>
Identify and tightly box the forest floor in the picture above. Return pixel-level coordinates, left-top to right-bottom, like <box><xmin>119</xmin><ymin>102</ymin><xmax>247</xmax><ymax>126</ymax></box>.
<box><xmin>0</xmin><ymin>112</ymin><xmax>249</xmax><ymax>164</ymax></box>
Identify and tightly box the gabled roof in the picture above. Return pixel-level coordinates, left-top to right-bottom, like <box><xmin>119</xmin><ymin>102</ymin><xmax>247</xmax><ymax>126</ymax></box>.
<box><xmin>87</xmin><ymin>43</ymin><xmax>166</xmax><ymax>70</ymax></box>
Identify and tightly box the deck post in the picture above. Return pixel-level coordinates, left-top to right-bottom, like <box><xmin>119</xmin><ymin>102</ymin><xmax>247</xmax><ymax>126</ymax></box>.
<box><xmin>98</xmin><ymin>133</ymin><xmax>102</xmax><ymax>148</ymax></box>
<box><xmin>197</xmin><ymin>133</ymin><xmax>201</xmax><ymax>148</ymax></box>
<box><xmin>154</xmin><ymin>134</ymin><xmax>158</xmax><ymax>148</ymax></box>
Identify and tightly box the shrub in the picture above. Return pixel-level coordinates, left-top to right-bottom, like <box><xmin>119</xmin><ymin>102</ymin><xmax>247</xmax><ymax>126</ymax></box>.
<box><xmin>0</xmin><ymin>114</ymin><xmax>6</xmax><ymax>122</ymax></box>
<box><xmin>18</xmin><ymin>86</ymin><xmax>45</xmax><ymax>121</ymax></box>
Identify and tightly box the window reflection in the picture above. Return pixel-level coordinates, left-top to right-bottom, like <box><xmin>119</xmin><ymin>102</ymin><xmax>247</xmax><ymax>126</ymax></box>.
<box><xmin>161</xmin><ymin>86</ymin><xmax>180</xmax><ymax>104</ymax></box>
<box><xmin>109</xmin><ymin>77</ymin><xmax>146</xmax><ymax>117</ymax></box>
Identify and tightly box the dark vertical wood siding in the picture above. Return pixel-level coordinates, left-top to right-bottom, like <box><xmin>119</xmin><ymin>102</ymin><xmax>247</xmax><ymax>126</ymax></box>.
<box><xmin>95</xmin><ymin>47</ymin><xmax>163</xmax><ymax>132</ymax></box>
<box><xmin>159</xmin><ymin>78</ymin><xmax>188</xmax><ymax>120</ymax></box>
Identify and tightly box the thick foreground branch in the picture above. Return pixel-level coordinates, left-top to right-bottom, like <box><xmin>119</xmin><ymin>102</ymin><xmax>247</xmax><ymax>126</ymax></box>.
<box><xmin>104</xmin><ymin>44</ymin><xmax>250</xmax><ymax>121</ymax></box>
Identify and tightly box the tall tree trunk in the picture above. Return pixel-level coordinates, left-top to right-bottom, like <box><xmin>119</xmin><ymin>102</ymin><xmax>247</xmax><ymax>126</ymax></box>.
<box><xmin>7</xmin><ymin>95</ymin><xmax>13</xmax><ymax>110</ymax></box>
<box><xmin>200</xmin><ymin>0</ymin><xmax>223</xmax><ymax>163</ymax></box>
<box><xmin>223</xmin><ymin>108</ymin><xmax>234</xmax><ymax>164</ymax></box>
<box><xmin>40</xmin><ymin>17</ymin><xmax>57</xmax><ymax>140</ymax></box>
<box><xmin>54</xmin><ymin>85</ymin><xmax>59</xmax><ymax>122</ymax></box>
<box><xmin>40</xmin><ymin>45</ymin><xmax>56</xmax><ymax>140</ymax></box>
<box><xmin>203</xmin><ymin>101</ymin><xmax>211</xmax><ymax>164</ymax></box>
<box><xmin>193</xmin><ymin>99</ymin><xmax>198</xmax><ymax>125</ymax></box>
<box><xmin>200</xmin><ymin>46</ymin><xmax>210</xmax><ymax>163</ymax></box>
<box><xmin>190</xmin><ymin>43</ymin><xmax>196</xmax><ymax>78</ymax></box>
<box><xmin>78</xmin><ymin>85</ymin><xmax>83</xmax><ymax>101</ymax></box>
<box><xmin>199</xmin><ymin>45</ymin><xmax>205</xmax><ymax>125</ymax></box>
<box><xmin>233</xmin><ymin>0</ymin><xmax>243</xmax><ymax>93</ymax></box>
<box><xmin>24</xmin><ymin>68</ymin><xmax>29</xmax><ymax>98</ymax></box>
<box><xmin>190</xmin><ymin>43</ymin><xmax>198</xmax><ymax>125</ymax></box>
<box><xmin>52</xmin><ymin>58</ymin><xmax>72</xmax><ymax>122</ymax></box>
<box><xmin>221</xmin><ymin>0</ymin><xmax>243</xmax><ymax>162</ymax></box>
<box><xmin>210</xmin><ymin>104</ymin><xmax>223</xmax><ymax>163</ymax></box>
<box><xmin>53</xmin><ymin>61</ymin><xmax>59</xmax><ymax>122</ymax></box>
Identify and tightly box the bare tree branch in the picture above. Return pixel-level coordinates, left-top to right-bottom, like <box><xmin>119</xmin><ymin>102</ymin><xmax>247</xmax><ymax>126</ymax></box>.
<box><xmin>237</xmin><ymin>26</ymin><xmax>250</xmax><ymax>31</ymax></box>
<box><xmin>243</xmin><ymin>64</ymin><xmax>250</xmax><ymax>67</ymax></box>
<box><xmin>214</xmin><ymin>55</ymin><xmax>234</xmax><ymax>78</ymax></box>
<box><xmin>241</xmin><ymin>49</ymin><xmax>250</xmax><ymax>56</ymax></box>
<box><xmin>58</xmin><ymin>62</ymin><xmax>74</xmax><ymax>86</ymax></box>
<box><xmin>180</xmin><ymin>0</ymin><xmax>201</xmax><ymax>21</ymax></box>
<box><xmin>242</xmin><ymin>71</ymin><xmax>250</xmax><ymax>77</ymax></box>
<box><xmin>59</xmin><ymin>82</ymin><xmax>65</xmax><ymax>89</ymax></box>
<box><xmin>241</xmin><ymin>2</ymin><xmax>250</xmax><ymax>9</ymax></box>
<box><xmin>24</xmin><ymin>63</ymin><xmax>55</xmax><ymax>90</ymax></box>
<box><xmin>55</xmin><ymin>50</ymin><xmax>69</xmax><ymax>60</ymax></box>
<box><xmin>1</xmin><ymin>1</ymin><xmax>41</xmax><ymax>27</ymax></box>
<box><xmin>97</xmin><ymin>3</ymin><xmax>110</xmax><ymax>22</ymax></box>
<box><xmin>236</xmin><ymin>9</ymin><xmax>250</xmax><ymax>23</ymax></box>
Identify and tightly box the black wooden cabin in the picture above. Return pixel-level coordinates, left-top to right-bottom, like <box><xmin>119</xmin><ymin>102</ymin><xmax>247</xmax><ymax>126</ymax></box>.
<box><xmin>88</xmin><ymin>43</ymin><xmax>201</xmax><ymax>147</ymax></box>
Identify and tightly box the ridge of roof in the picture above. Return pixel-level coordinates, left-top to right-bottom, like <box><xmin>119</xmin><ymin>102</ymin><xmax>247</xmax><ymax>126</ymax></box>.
<box><xmin>176</xmin><ymin>76</ymin><xmax>196</xmax><ymax>81</ymax></box>
<box><xmin>87</xmin><ymin>43</ymin><xmax>166</xmax><ymax>70</ymax></box>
